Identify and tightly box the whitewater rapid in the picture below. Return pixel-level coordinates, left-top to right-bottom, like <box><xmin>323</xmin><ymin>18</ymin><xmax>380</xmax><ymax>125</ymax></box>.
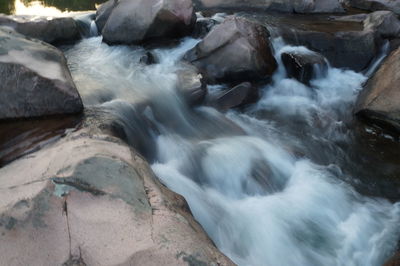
<box><xmin>64</xmin><ymin>35</ymin><xmax>400</xmax><ymax>266</ymax></box>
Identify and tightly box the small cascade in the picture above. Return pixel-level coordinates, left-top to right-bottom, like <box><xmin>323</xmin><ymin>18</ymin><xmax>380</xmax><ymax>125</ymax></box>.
<box><xmin>63</xmin><ymin>35</ymin><xmax>400</xmax><ymax>266</ymax></box>
<box><xmin>89</xmin><ymin>20</ymin><xmax>99</xmax><ymax>37</ymax></box>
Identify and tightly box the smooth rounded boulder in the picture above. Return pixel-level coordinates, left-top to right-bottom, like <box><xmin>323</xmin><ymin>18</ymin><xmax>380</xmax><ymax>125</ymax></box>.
<box><xmin>100</xmin><ymin>0</ymin><xmax>196</xmax><ymax>45</ymax></box>
<box><xmin>0</xmin><ymin>15</ymin><xmax>80</xmax><ymax>44</ymax></box>
<box><xmin>184</xmin><ymin>16</ymin><xmax>277</xmax><ymax>83</ymax></box>
<box><xmin>0</xmin><ymin>27</ymin><xmax>83</xmax><ymax>120</ymax></box>
<box><xmin>355</xmin><ymin>47</ymin><xmax>400</xmax><ymax>132</ymax></box>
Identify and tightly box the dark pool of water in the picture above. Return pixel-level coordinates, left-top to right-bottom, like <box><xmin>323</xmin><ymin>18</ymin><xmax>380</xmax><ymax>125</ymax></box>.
<box><xmin>0</xmin><ymin>0</ymin><xmax>107</xmax><ymax>15</ymax></box>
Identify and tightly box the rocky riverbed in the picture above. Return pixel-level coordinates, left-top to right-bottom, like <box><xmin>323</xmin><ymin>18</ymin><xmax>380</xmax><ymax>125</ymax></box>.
<box><xmin>1</xmin><ymin>0</ymin><xmax>400</xmax><ymax>265</ymax></box>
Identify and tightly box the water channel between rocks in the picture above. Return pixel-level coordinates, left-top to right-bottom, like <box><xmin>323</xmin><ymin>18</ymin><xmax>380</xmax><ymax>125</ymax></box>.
<box><xmin>61</xmin><ymin>34</ymin><xmax>400</xmax><ymax>266</ymax></box>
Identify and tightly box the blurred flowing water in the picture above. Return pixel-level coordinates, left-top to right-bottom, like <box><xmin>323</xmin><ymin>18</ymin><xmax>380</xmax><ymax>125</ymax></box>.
<box><xmin>63</xmin><ymin>36</ymin><xmax>400</xmax><ymax>266</ymax></box>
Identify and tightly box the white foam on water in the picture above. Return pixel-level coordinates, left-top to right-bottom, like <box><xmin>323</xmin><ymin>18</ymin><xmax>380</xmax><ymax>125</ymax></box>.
<box><xmin>65</xmin><ymin>36</ymin><xmax>400</xmax><ymax>266</ymax></box>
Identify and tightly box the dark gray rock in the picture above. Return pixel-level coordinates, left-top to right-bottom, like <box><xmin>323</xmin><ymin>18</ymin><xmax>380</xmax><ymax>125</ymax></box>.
<box><xmin>0</xmin><ymin>27</ymin><xmax>83</xmax><ymax>120</ymax></box>
<box><xmin>343</xmin><ymin>0</ymin><xmax>400</xmax><ymax>15</ymax></box>
<box><xmin>0</xmin><ymin>14</ymin><xmax>80</xmax><ymax>44</ymax></box>
<box><xmin>101</xmin><ymin>0</ymin><xmax>196</xmax><ymax>45</ymax></box>
<box><xmin>184</xmin><ymin>16</ymin><xmax>277</xmax><ymax>83</ymax></box>
<box><xmin>272</xmin><ymin>10</ymin><xmax>400</xmax><ymax>72</ymax></box>
<box><xmin>281</xmin><ymin>51</ymin><xmax>327</xmax><ymax>85</ymax></box>
<box><xmin>192</xmin><ymin>0</ymin><xmax>344</xmax><ymax>13</ymax></box>
<box><xmin>74</xmin><ymin>12</ymin><xmax>98</xmax><ymax>38</ymax></box>
<box><xmin>210</xmin><ymin>82</ymin><xmax>258</xmax><ymax>111</ymax></box>
<box><xmin>364</xmin><ymin>11</ymin><xmax>400</xmax><ymax>39</ymax></box>
<box><xmin>279</xmin><ymin>28</ymin><xmax>377</xmax><ymax>72</ymax></box>
<box><xmin>192</xmin><ymin>17</ymin><xmax>219</xmax><ymax>38</ymax></box>
<box><xmin>95</xmin><ymin>0</ymin><xmax>118</xmax><ymax>33</ymax></box>
<box><xmin>139</xmin><ymin>51</ymin><xmax>158</xmax><ymax>65</ymax></box>
<box><xmin>355</xmin><ymin>47</ymin><xmax>400</xmax><ymax>132</ymax></box>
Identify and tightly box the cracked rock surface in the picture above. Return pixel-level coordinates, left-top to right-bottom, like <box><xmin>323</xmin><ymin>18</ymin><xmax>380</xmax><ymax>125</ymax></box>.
<box><xmin>0</xmin><ymin>122</ymin><xmax>234</xmax><ymax>266</ymax></box>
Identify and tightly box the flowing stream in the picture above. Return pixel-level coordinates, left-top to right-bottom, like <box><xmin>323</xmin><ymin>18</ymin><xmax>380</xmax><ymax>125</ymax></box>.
<box><xmin>64</xmin><ymin>35</ymin><xmax>400</xmax><ymax>266</ymax></box>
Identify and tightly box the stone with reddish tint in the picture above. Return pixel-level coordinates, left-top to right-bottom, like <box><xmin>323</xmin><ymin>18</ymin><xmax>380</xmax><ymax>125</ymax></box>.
<box><xmin>355</xmin><ymin>47</ymin><xmax>400</xmax><ymax>132</ymax></box>
<box><xmin>0</xmin><ymin>125</ymin><xmax>234</xmax><ymax>266</ymax></box>
<box><xmin>100</xmin><ymin>0</ymin><xmax>196</xmax><ymax>45</ymax></box>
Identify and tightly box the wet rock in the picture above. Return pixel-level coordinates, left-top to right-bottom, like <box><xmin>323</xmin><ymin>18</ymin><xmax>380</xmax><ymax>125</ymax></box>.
<box><xmin>0</xmin><ymin>125</ymin><xmax>234</xmax><ymax>266</ymax></box>
<box><xmin>184</xmin><ymin>16</ymin><xmax>277</xmax><ymax>83</ymax></box>
<box><xmin>0</xmin><ymin>27</ymin><xmax>83</xmax><ymax>120</ymax></box>
<box><xmin>209</xmin><ymin>82</ymin><xmax>258</xmax><ymax>110</ymax></box>
<box><xmin>343</xmin><ymin>0</ymin><xmax>400</xmax><ymax>15</ymax></box>
<box><xmin>384</xmin><ymin>251</ymin><xmax>400</xmax><ymax>266</ymax></box>
<box><xmin>390</xmin><ymin>38</ymin><xmax>400</xmax><ymax>52</ymax></box>
<box><xmin>279</xmin><ymin>28</ymin><xmax>377</xmax><ymax>72</ymax></box>
<box><xmin>175</xmin><ymin>63</ymin><xmax>206</xmax><ymax>106</ymax></box>
<box><xmin>192</xmin><ymin>17</ymin><xmax>219</xmax><ymax>38</ymax></box>
<box><xmin>74</xmin><ymin>12</ymin><xmax>98</xmax><ymax>38</ymax></box>
<box><xmin>355</xmin><ymin>47</ymin><xmax>400</xmax><ymax>132</ymax></box>
<box><xmin>281</xmin><ymin>51</ymin><xmax>327</xmax><ymax>85</ymax></box>
<box><xmin>95</xmin><ymin>0</ymin><xmax>118</xmax><ymax>33</ymax></box>
<box><xmin>275</xmin><ymin>10</ymin><xmax>400</xmax><ymax>72</ymax></box>
<box><xmin>85</xmin><ymin>103</ymin><xmax>158</xmax><ymax>161</ymax></box>
<box><xmin>0</xmin><ymin>14</ymin><xmax>80</xmax><ymax>45</ymax></box>
<box><xmin>364</xmin><ymin>11</ymin><xmax>400</xmax><ymax>39</ymax></box>
<box><xmin>192</xmin><ymin>0</ymin><xmax>344</xmax><ymax>13</ymax></box>
<box><xmin>100</xmin><ymin>0</ymin><xmax>196</xmax><ymax>45</ymax></box>
<box><xmin>331</xmin><ymin>13</ymin><xmax>368</xmax><ymax>23</ymax></box>
<box><xmin>139</xmin><ymin>51</ymin><xmax>158</xmax><ymax>65</ymax></box>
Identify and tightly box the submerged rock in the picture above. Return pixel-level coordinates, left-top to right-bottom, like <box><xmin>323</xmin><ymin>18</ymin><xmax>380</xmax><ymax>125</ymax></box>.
<box><xmin>343</xmin><ymin>0</ymin><xmax>400</xmax><ymax>15</ymax></box>
<box><xmin>355</xmin><ymin>47</ymin><xmax>400</xmax><ymax>132</ymax></box>
<box><xmin>175</xmin><ymin>63</ymin><xmax>206</xmax><ymax>106</ymax></box>
<box><xmin>100</xmin><ymin>0</ymin><xmax>196</xmax><ymax>45</ymax></box>
<box><xmin>0</xmin><ymin>14</ymin><xmax>80</xmax><ymax>44</ymax></box>
<box><xmin>265</xmin><ymin>10</ymin><xmax>400</xmax><ymax>72</ymax></box>
<box><xmin>281</xmin><ymin>51</ymin><xmax>327</xmax><ymax>85</ymax></box>
<box><xmin>192</xmin><ymin>0</ymin><xmax>344</xmax><ymax>13</ymax></box>
<box><xmin>279</xmin><ymin>27</ymin><xmax>376</xmax><ymax>72</ymax></box>
<box><xmin>139</xmin><ymin>51</ymin><xmax>158</xmax><ymax>65</ymax></box>
<box><xmin>0</xmin><ymin>121</ymin><xmax>234</xmax><ymax>266</ymax></box>
<box><xmin>209</xmin><ymin>82</ymin><xmax>259</xmax><ymax>111</ymax></box>
<box><xmin>0</xmin><ymin>27</ymin><xmax>83</xmax><ymax>120</ymax></box>
<box><xmin>184</xmin><ymin>16</ymin><xmax>277</xmax><ymax>83</ymax></box>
